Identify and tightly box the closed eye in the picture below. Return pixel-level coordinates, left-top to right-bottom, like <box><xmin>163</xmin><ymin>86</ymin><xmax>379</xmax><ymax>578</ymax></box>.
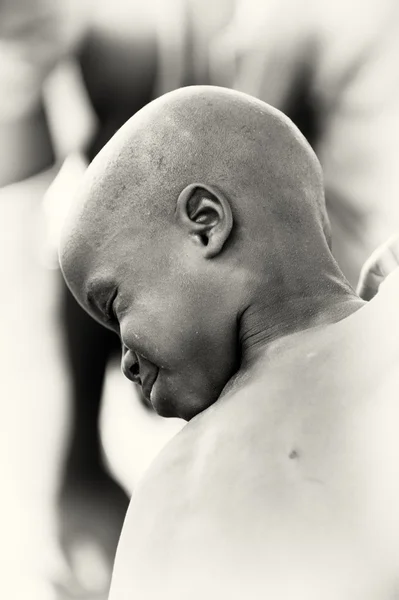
<box><xmin>86</xmin><ymin>279</ymin><xmax>120</xmax><ymax>332</ymax></box>
<box><xmin>105</xmin><ymin>288</ymin><xmax>119</xmax><ymax>325</ymax></box>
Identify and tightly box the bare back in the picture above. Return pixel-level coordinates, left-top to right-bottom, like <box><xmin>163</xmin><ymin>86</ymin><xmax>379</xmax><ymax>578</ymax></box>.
<box><xmin>110</xmin><ymin>270</ymin><xmax>399</xmax><ymax>600</ymax></box>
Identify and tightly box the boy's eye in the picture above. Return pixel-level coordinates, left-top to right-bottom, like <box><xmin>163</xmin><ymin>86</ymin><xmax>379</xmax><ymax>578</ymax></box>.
<box><xmin>105</xmin><ymin>289</ymin><xmax>119</xmax><ymax>324</ymax></box>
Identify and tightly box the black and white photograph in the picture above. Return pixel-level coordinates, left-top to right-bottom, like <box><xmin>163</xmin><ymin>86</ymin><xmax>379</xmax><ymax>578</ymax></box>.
<box><xmin>1</xmin><ymin>0</ymin><xmax>399</xmax><ymax>598</ymax></box>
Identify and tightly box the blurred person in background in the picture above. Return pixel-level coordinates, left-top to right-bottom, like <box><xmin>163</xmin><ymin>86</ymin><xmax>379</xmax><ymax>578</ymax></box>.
<box><xmin>0</xmin><ymin>2</ymin><xmax>88</xmax><ymax>598</ymax></box>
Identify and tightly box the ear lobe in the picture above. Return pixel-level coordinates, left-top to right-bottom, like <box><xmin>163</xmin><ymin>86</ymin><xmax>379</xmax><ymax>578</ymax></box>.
<box><xmin>176</xmin><ymin>183</ymin><xmax>233</xmax><ymax>258</ymax></box>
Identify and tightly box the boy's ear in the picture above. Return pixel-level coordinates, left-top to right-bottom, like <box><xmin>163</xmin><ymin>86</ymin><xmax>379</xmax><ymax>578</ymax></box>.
<box><xmin>175</xmin><ymin>183</ymin><xmax>233</xmax><ymax>258</ymax></box>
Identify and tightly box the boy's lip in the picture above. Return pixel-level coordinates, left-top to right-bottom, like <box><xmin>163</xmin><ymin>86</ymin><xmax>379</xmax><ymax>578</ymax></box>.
<box><xmin>141</xmin><ymin>368</ymin><xmax>159</xmax><ymax>401</ymax></box>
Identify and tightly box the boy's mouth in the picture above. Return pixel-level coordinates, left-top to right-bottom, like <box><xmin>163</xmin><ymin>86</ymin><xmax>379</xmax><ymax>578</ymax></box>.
<box><xmin>141</xmin><ymin>367</ymin><xmax>159</xmax><ymax>401</ymax></box>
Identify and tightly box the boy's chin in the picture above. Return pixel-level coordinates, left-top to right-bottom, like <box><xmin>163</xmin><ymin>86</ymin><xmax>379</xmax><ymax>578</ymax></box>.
<box><xmin>149</xmin><ymin>377</ymin><xmax>178</xmax><ymax>418</ymax></box>
<box><xmin>150</xmin><ymin>371</ymin><xmax>221</xmax><ymax>421</ymax></box>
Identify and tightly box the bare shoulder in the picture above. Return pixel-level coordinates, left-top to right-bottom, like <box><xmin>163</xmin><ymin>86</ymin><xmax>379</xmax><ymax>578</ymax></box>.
<box><xmin>110</xmin><ymin>346</ymin><xmax>399</xmax><ymax>599</ymax></box>
<box><xmin>110</xmin><ymin>388</ymin><xmax>277</xmax><ymax>599</ymax></box>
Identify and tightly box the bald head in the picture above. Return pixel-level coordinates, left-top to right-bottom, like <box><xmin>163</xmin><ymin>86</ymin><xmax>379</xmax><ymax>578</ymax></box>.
<box><xmin>62</xmin><ymin>85</ymin><xmax>328</xmax><ymax>266</ymax></box>
<box><xmin>60</xmin><ymin>86</ymin><xmax>338</xmax><ymax>420</ymax></box>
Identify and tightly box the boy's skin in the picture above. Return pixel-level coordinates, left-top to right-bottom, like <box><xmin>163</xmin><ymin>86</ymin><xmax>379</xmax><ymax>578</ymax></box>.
<box><xmin>357</xmin><ymin>234</ymin><xmax>399</xmax><ymax>300</ymax></box>
<box><xmin>60</xmin><ymin>86</ymin><xmax>399</xmax><ymax>599</ymax></box>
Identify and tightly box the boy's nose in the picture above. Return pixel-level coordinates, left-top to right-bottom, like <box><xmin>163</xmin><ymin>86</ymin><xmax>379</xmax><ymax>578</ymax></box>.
<box><xmin>121</xmin><ymin>348</ymin><xmax>141</xmax><ymax>384</ymax></box>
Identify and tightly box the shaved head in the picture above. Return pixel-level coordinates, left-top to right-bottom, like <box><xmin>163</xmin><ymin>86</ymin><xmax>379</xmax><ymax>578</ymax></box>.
<box><xmin>63</xmin><ymin>85</ymin><xmax>327</xmax><ymax>260</ymax></box>
<box><xmin>60</xmin><ymin>86</ymin><xmax>336</xmax><ymax>420</ymax></box>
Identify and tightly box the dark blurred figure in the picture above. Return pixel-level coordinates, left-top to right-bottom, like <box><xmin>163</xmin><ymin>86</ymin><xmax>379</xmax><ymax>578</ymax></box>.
<box><xmin>57</xmin><ymin>5</ymin><xmax>158</xmax><ymax>594</ymax></box>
